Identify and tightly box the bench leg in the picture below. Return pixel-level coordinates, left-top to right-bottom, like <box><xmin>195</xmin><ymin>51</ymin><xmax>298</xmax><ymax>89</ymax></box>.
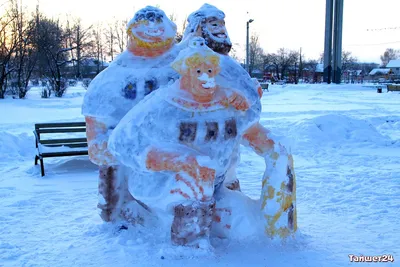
<box><xmin>35</xmin><ymin>155</ymin><xmax>39</xmax><ymax>165</ymax></box>
<box><xmin>40</xmin><ymin>158</ymin><xmax>45</xmax><ymax>177</ymax></box>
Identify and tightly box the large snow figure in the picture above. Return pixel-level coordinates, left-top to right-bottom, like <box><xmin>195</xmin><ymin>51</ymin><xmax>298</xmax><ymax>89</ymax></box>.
<box><xmin>182</xmin><ymin>4</ymin><xmax>297</xmax><ymax>239</ymax></box>
<box><xmin>109</xmin><ymin>38</ymin><xmax>296</xmax><ymax>247</ymax></box>
<box><xmin>182</xmin><ymin>4</ymin><xmax>263</xmax><ymax>191</ymax></box>
<box><xmin>81</xmin><ymin>6</ymin><xmax>179</xmax><ymax>223</ymax></box>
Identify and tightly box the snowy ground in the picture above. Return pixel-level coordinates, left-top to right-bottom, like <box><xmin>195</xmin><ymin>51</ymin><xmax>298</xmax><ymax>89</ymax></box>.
<box><xmin>0</xmin><ymin>84</ymin><xmax>399</xmax><ymax>267</ymax></box>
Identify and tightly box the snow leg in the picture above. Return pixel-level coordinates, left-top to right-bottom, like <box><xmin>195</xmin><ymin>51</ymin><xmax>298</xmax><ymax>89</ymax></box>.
<box><xmin>171</xmin><ymin>199</ymin><xmax>216</xmax><ymax>248</ymax></box>
<box><xmin>98</xmin><ymin>165</ymin><xmax>130</xmax><ymax>222</ymax></box>
<box><xmin>211</xmin><ymin>205</ymin><xmax>232</xmax><ymax>238</ymax></box>
<box><xmin>261</xmin><ymin>150</ymin><xmax>297</xmax><ymax>239</ymax></box>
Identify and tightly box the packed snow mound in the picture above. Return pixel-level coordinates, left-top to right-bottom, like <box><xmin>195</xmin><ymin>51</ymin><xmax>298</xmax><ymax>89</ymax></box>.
<box><xmin>371</xmin><ymin>116</ymin><xmax>400</xmax><ymax>142</ymax></box>
<box><xmin>289</xmin><ymin>114</ymin><xmax>392</xmax><ymax>146</ymax></box>
<box><xmin>0</xmin><ymin>132</ymin><xmax>35</xmax><ymax>160</ymax></box>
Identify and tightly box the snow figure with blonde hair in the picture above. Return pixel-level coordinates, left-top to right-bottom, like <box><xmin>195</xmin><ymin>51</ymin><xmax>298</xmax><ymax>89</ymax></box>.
<box><xmin>181</xmin><ymin>3</ymin><xmax>297</xmax><ymax>240</ymax></box>
<box><xmin>108</xmin><ymin>37</ymin><xmax>296</xmax><ymax>247</ymax></box>
<box><xmin>81</xmin><ymin>6</ymin><xmax>180</xmax><ymax>225</ymax></box>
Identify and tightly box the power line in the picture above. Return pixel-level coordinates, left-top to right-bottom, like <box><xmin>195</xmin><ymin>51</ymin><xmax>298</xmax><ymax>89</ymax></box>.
<box><xmin>346</xmin><ymin>40</ymin><xmax>400</xmax><ymax>47</ymax></box>
<box><xmin>366</xmin><ymin>26</ymin><xmax>400</xmax><ymax>32</ymax></box>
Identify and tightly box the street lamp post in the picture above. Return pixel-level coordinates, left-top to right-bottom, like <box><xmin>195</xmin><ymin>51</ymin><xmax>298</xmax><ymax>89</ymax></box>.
<box><xmin>246</xmin><ymin>19</ymin><xmax>254</xmax><ymax>74</ymax></box>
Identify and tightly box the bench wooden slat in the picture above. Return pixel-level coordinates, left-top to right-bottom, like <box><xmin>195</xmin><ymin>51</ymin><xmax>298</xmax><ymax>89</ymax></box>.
<box><xmin>37</xmin><ymin>128</ymin><xmax>86</xmax><ymax>134</ymax></box>
<box><xmin>260</xmin><ymin>83</ymin><xmax>269</xmax><ymax>91</ymax></box>
<box><xmin>42</xmin><ymin>143</ymin><xmax>88</xmax><ymax>148</ymax></box>
<box><xmin>41</xmin><ymin>151</ymin><xmax>89</xmax><ymax>158</ymax></box>
<box><xmin>387</xmin><ymin>84</ymin><xmax>400</xmax><ymax>92</ymax></box>
<box><xmin>35</xmin><ymin>122</ymin><xmax>86</xmax><ymax>129</ymax></box>
<box><xmin>40</xmin><ymin>138</ymin><xmax>88</xmax><ymax>145</ymax></box>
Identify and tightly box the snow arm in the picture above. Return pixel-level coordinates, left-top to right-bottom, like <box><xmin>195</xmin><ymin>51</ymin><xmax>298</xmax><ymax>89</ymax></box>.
<box><xmin>242</xmin><ymin>122</ymin><xmax>297</xmax><ymax>239</ymax></box>
<box><xmin>85</xmin><ymin>116</ymin><xmax>117</xmax><ymax>166</ymax></box>
<box><xmin>220</xmin><ymin>89</ymin><xmax>250</xmax><ymax>111</ymax></box>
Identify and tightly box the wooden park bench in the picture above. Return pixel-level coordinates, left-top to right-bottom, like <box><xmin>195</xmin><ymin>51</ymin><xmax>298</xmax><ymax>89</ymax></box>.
<box><xmin>34</xmin><ymin>122</ymin><xmax>88</xmax><ymax>176</ymax></box>
<box><xmin>387</xmin><ymin>84</ymin><xmax>400</xmax><ymax>92</ymax></box>
<box><xmin>260</xmin><ymin>83</ymin><xmax>269</xmax><ymax>92</ymax></box>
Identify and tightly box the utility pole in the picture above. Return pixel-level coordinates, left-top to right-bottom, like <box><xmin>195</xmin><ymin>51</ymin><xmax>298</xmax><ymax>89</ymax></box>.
<box><xmin>299</xmin><ymin>47</ymin><xmax>302</xmax><ymax>83</ymax></box>
<box><xmin>246</xmin><ymin>19</ymin><xmax>254</xmax><ymax>74</ymax></box>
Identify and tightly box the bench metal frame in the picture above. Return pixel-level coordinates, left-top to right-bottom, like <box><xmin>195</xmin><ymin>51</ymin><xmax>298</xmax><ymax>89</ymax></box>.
<box><xmin>34</xmin><ymin>122</ymin><xmax>88</xmax><ymax>176</ymax></box>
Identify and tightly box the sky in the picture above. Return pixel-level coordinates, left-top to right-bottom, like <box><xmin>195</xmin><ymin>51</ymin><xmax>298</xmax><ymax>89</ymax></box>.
<box><xmin>15</xmin><ymin>0</ymin><xmax>400</xmax><ymax>63</ymax></box>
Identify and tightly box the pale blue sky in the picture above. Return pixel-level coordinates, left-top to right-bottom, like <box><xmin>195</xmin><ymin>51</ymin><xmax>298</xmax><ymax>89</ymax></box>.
<box><xmin>22</xmin><ymin>0</ymin><xmax>400</xmax><ymax>63</ymax></box>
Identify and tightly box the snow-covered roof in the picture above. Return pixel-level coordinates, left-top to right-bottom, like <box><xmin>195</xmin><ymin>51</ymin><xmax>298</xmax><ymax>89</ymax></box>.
<box><xmin>369</xmin><ymin>68</ymin><xmax>391</xmax><ymax>75</ymax></box>
<box><xmin>67</xmin><ymin>58</ymin><xmax>109</xmax><ymax>68</ymax></box>
<box><xmin>386</xmin><ymin>59</ymin><xmax>400</xmax><ymax>68</ymax></box>
<box><xmin>344</xmin><ymin>69</ymin><xmax>363</xmax><ymax>75</ymax></box>
<box><xmin>315</xmin><ymin>63</ymin><xmax>324</xmax><ymax>73</ymax></box>
<box><xmin>251</xmin><ymin>69</ymin><xmax>263</xmax><ymax>74</ymax></box>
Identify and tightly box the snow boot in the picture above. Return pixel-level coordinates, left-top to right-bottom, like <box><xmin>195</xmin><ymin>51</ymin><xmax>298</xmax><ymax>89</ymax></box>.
<box><xmin>171</xmin><ymin>199</ymin><xmax>216</xmax><ymax>247</ymax></box>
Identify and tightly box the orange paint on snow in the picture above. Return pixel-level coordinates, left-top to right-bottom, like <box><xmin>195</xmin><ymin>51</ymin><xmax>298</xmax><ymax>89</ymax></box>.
<box><xmin>243</xmin><ymin>123</ymin><xmax>275</xmax><ymax>156</ymax></box>
<box><xmin>170</xmin><ymin>189</ymin><xmax>190</xmax><ymax>199</ymax></box>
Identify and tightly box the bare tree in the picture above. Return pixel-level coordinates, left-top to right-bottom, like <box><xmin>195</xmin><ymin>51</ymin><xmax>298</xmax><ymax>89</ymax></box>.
<box><xmin>114</xmin><ymin>19</ymin><xmax>128</xmax><ymax>54</ymax></box>
<box><xmin>248</xmin><ymin>33</ymin><xmax>265</xmax><ymax>76</ymax></box>
<box><xmin>342</xmin><ymin>50</ymin><xmax>358</xmax><ymax>76</ymax></box>
<box><xmin>303</xmin><ymin>59</ymin><xmax>319</xmax><ymax>83</ymax></box>
<box><xmin>10</xmin><ymin>1</ymin><xmax>37</xmax><ymax>98</ymax></box>
<box><xmin>264</xmin><ymin>53</ymin><xmax>280</xmax><ymax>80</ymax></box>
<box><xmin>36</xmin><ymin>17</ymin><xmax>73</xmax><ymax>97</ymax></box>
<box><xmin>65</xmin><ymin>18</ymin><xmax>93</xmax><ymax>79</ymax></box>
<box><xmin>298</xmin><ymin>48</ymin><xmax>304</xmax><ymax>82</ymax></box>
<box><xmin>104</xmin><ymin>22</ymin><xmax>116</xmax><ymax>61</ymax></box>
<box><xmin>380</xmin><ymin>48</ymin><xmax>400</xmax><ymax>67</ymax></box>
<box><xmin>0</xmin><ymin>2</ymin><xmax>18</xmax><ymax>98</ymax></box>
<box><xmin>276</xmin><ymin>48</ymin><xmax>298</xmax><ymax>80</ymax></box>
<box><xmin>92</xmin><ymin>22</ymin><xmax>106</xmax><ymax>75</ymax></box>
<box><xmin>169</xmin><ymin>13</ymin><xmax>187</xmax><ymax>43</ymax></box>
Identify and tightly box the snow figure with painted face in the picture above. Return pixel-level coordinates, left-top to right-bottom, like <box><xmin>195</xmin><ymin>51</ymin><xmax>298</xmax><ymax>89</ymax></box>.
<box><xmin>81</xmin><ymin>6</ymin><xmax>179</xmax><ymax>224</ymax></box>
<box><xmin>108</xmin><ymin>37</ymin><xmax>296</xmax><ymax>247</ymax></box>
<box><xmin>182</xmin><ymin>4</ymin><xmax>297</xmax><ymax>240</ymax></box>
<box><xmin>182</xmin><ymin>3</ymin><xmax>260</xmax><ymax>192</ymax></box>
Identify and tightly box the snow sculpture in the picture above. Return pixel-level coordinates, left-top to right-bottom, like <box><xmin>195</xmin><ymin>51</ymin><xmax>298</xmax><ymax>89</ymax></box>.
<box><xmin>108</xmin><ymin>37</ymin><xmax>296</xmax><ymax>247</ymax></box>
<box><xmin>182</xmin><ymin>4</ymin><xmax>263</xmax><ymax>192</ymax></box>
<box><xmin>181</xmin><ymin>4</ymin><xmax>297</xmax><ymax>239</ymax></box>
<box><xmin>81</xmin><ymin>6</ymin><xmax>179</xmax><ymax>223</ymax></box>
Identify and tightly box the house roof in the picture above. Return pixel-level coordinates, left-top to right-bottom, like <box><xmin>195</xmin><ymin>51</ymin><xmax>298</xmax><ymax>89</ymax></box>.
<box><xmin>67</xmin><ymin>58</ymin><xmax>110</xmax><ymax>67</ymax></box>
<box><xmin>251</xmin><ymin>69</ymin><xmax>263</xmax><ymax>74</ymax></box>
<box><xmin>386</xmin><ymin>59</ymin><xmax>400</xmax><ymax>68</ymax></box>
<box><xmin>344</xmin><ymin>70</ymin><xmax>363</xmax><ymax>75</ymax></box>
<box><xmin>315</xmin><ymin>63</ymin><xmax>324</xmax><ymax>73</ymax></box>
<box><xmin>369</xmin><ymin>68</ymin><xmax>391</xmax><ymax>75</ymax></box>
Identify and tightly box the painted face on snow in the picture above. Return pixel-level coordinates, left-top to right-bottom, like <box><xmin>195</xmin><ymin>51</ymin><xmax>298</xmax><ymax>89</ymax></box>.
<box><xmin>127</xmin><ymin>7</ymin><xmax>177</xmax><ymax>57</ymax></box>
<box><xmin>172</xmin><ymin>38</ymin><xmax>222</xmax><ymax>103</ymax></box>
<box><xmin>130</xmin><ymin>12</ymin><xmax>167</xmax><ymax>42</ymax></box>
<box><xmin>200</xmin><ymin>17</ymin><xmax>232</xmax><ymax>55</ymax></box>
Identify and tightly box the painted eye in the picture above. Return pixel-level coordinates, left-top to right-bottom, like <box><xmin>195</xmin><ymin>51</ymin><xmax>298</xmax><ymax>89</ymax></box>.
<box><xmin>208</xmin><ymin>69</ymin><xmax>212</xmax><ymax>73</ymax></box>
<box><xmin>197</xmin><ymin>69</ymin><xmax>201</xmax><ymax>74</ymax></box>
<box><xmin>212</xmin><ymin>23</ymin><xmax>218</xmax><ymax>27</ymax></box>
